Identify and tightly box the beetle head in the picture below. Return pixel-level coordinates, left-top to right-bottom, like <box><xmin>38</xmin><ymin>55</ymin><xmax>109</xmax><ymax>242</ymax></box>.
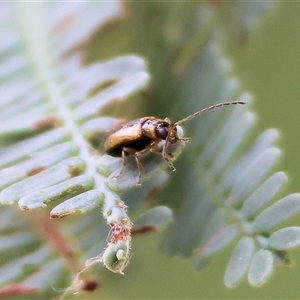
<box><xmin>156</xmin><ymin>118</ymin><xmax>178</xmax><ymax>144</ymax></box>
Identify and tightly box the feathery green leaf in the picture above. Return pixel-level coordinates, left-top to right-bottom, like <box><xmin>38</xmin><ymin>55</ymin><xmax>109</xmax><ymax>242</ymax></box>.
<box><xmin>1</xmin><ymin>1</ymin><xmax>300</xmax><ymax>298</ymax></box>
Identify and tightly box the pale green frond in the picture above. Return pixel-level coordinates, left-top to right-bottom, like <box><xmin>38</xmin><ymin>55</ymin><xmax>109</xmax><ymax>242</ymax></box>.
<box><xmin>1</xmin><ymin>1</ymin><xmax>299</xmax><ymax>298</ymax></box>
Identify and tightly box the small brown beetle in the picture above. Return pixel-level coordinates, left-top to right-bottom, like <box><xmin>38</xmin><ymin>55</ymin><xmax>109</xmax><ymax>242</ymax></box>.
<box><xmin>105</xmin><ymin>101</ymin><xmax>245</xmax><ymax>185</ymax></box>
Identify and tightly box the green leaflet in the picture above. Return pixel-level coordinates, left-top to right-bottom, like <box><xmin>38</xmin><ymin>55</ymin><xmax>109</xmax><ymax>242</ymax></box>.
<box><xmin>269</xmin><ymin>227</ymin><xmax>300</xmax><ymax>250</ymax></box>
<box><xmin>254</xmin><ymin>194</ymin><xmax>300</xmax><ymax>232</ymax></box>
<box><xmin>0</xmin><ymin>157</ymin><xmax>86</xmax><ymax>204</ymax></box>
<box><xmin>248</xmin><ymin>249</ymin><xmax>274</xmax><ymax>287</ymax></box>
<box><xmin>224</xmin><ymin>237</ymin><xmax>255</xmax><ymax>288</ymax></box>
<box><xmin>19</xmin><ymin>175</ymin><xmax>95</xmax><ymax>210</ymax></box>
<box><xmin>132</xmin><ymin>206</ymin><xmax>173</xmax><ymax>233</ymax></box>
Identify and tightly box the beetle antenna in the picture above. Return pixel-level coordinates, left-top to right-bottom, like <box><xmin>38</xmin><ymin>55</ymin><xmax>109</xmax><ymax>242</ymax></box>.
<box><xmin>174</xmin><ymin>101</ymin><xmax>246</xmax><ymax>126</ymax></box>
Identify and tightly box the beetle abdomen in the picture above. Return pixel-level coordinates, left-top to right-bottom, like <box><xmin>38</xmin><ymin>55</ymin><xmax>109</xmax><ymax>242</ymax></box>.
<box><xmin>106</xmin><ymin>136</ymin><xmax>152</xmax><ymax>157</ymax></box>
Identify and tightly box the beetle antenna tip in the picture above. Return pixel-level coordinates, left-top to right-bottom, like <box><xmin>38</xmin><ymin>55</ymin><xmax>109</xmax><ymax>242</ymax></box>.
<box><xmin>174</xmin><ymin>101</ymin><xmax>246</xmax><ymax>125</ymax></box>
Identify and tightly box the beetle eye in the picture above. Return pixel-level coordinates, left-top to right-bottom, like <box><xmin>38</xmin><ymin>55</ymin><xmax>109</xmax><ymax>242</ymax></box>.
<box><xmin>156</xmin><ymin>123</ymin><xmax>168</xmax><ymax>139</ymax></box>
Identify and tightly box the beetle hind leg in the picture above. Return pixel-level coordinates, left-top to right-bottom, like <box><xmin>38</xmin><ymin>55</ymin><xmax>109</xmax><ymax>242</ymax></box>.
<box><xmin>112</xmin><ymin>147</ymin><xmax>135</xmax><ymax>181</ymax></box>
<box><xmin>134</xmin><ymin>151</ymin><xmax>145</xmax><ymax>185</ymax></box>
<box><xmin>112</xmin><ymin>147</ymin><xmax>144</xmax><ymax>185</ymax></box>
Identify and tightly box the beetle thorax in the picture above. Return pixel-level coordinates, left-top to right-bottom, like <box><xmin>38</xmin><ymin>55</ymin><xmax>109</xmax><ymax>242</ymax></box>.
<box><xmin>141</xmin><ymin>119</ymin><xmax>161</xmax><ymax>140</ymax></box>
<box><xmin>141</xmin><ymin>117</ymin><xmax>179</xmax><ymax>144</ymax></box>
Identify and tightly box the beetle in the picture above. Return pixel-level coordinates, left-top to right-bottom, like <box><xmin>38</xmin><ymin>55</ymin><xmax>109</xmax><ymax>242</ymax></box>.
<box><xmin>104</xmin><ymin>101</ymin><xmax>245</xmax><ymax>185</ymax></box>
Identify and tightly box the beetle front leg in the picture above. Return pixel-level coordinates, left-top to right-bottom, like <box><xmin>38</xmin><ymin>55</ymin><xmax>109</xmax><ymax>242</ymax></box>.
<box><xmin>150</xmin><ymin>140</ymin><xmax>176</xmax><ymax>172</ymax></box>
<box><xmin>161</xmin><ymin>151</ymin><xmax>176</xmax><ymax>172</ymax></box>
<box><xmin>160</xmin><ymin>136</ymin><xmax>189</xmax><ymax>171</ymax></box>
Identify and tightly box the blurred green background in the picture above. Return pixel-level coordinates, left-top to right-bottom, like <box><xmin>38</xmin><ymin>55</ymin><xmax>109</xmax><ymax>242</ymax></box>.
<box><xmin>86</xmin><ymin>2</ymin><xmax>300</xmax><ymax>299</ymax></box>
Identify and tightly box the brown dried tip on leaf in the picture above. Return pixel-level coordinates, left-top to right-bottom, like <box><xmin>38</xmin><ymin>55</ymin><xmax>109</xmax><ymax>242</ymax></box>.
<box><xmin>144</xmin><ymin>186</ymin><xmax>161</xmax><ymax>203</ymax></box>
<box><xmin>88</xmin><ymin>78</ymin><xmax>119</xmax><ymax>97</ymax></box>
<box><xmin>51</xmin><ymin>14</ymin><xmax>76</xmax><ymax>35</ymax></box>
<box><xmin>276</xmin><ymin>250</ymin><xmax>291</xmax><ymax>266</ymax></box>
<box><xmin>26</xmin><ymin>166</ymin><xmax>46</xmax><ymax>177</ymax></box>
<box><xmin>50</xmin><ymin>211</ymin><xmax>76</xmax><ymax>219</ymax></box>
<box><xmin>34</xmin><ymin>116</ymin><xmax>60</xmax><ymax>131</ymax></box>
<box><xmin>68</xmin><ymin>165</ymin><xmax>82</xmax><ymax>177</ymax></box>
<box><xmin>131</xmin><ymin>226</ymin><xmax>156</xmax><ymax>235</ymax></box>
<box><xmin>61</xmin><ymin>272</ymin><xmax>100</xmax><ymax>298</ymax></box>
<box><xmin>81</xmin><ymin>278</ymin><xmax>99</xmax><ymax>293</ymax></box>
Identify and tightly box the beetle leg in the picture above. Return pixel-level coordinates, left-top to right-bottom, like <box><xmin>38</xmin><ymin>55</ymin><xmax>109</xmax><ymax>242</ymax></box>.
<box><xmin>114</xmin><ymin>140</ymin><xmax>179</xmax><ymax>185</ymax></box>
<box><xmin>162</xmin><ymin>134</ymin><xmax>177</xmax><ymax>172</ymax></box>
<box><xmin>113</xmin><ymin>147</ymin><xmax>136</xmax><ymax>180</ymax></box>
<box><xmin>134</xmin><ymin>151</ymin><xmax>145</xmax><ymax>185</ymax></box>
<box><xmin>134</xmin><ymin>142</ymin><xmax>161</xmax><ymax>185</ymax></box>
<box><xmin>134</xmin><ymin>141</ymin><xmax>162</xmax><ymax>185</ymax></box>
<box><xmin>161</xmin><ymin>151</ymin><xmax>176</xmax><ymax>172</ymax></box>
<box><xmin>161</xmin><ymin>137</ymin><xmax>189</xmax><ymax>169</ymax></box>
<box><xmin>114</xmin><ymin>147</ymin><xmax>146</xmax><ymax>185</ymax></box>
<box><xmin>149</xmin><ymin>140</ymin><xmax>176</xmax><ymax>172</ymax></box>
